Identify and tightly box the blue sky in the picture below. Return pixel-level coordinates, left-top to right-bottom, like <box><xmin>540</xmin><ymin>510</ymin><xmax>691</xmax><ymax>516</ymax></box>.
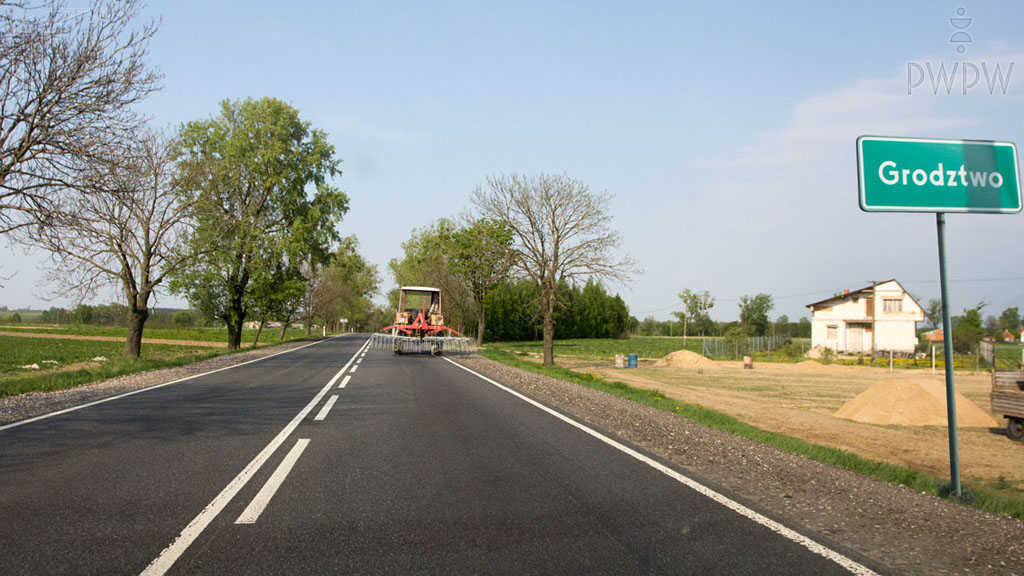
<box><xmin>4</xmin><ymin>1</ymin><xmax>1024</xmax><ymax>323</ymax></box>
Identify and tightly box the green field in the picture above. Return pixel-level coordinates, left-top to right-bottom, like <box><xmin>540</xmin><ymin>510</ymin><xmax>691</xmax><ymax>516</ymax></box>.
<box><xmin>994</xmin><ymin>342</ymin><xmax>1024</xmax><ymax>370</ymax></box>
<box><xmin>485</xmin><ymin>336</ymin><xmax>810</xmax><ymax>363</ymax></box>
<box><xmin>0</xmin><ymin>321</ymin><xmax>318</xmax><ymax>397</ymax></box>
<box><xmin>486</xmin><ymin>337</ymin><xmax>702</xmax><ymax>361</ymax></box>
<box><xmin>0</xmin><ymin>324</ymin><xmax>310</xmax><ymax>344</ymax></box>
<box><xmin>0</xmin><ymin>335</ymin><xmax>238</xmax><ymax>397</ymax></box>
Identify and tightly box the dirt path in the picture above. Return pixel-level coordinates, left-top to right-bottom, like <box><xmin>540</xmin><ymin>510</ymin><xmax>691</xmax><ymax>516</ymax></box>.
<box><xmin>0</xmin><ymin>330</ymin><xmax>232</xmax><ymax>348</ymax></box>
<box><xmin>556</xmin><ymin>356</ymin><xmax>1023</xmax><ymax>490</ymax></box>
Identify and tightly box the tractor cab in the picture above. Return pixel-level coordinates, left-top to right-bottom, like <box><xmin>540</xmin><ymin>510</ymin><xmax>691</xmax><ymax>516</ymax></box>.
<box><xmin>375</xmin><ymin>286</ymin><xmax>470</xmax><ymax>355</ymax></box>
<box><xmin>394</xmin><ymin>286</ymin><xmax>444</xmax><ymax>331</ymax></box>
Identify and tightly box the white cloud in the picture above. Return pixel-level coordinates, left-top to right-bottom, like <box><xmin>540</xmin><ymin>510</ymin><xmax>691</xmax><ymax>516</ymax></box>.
<box><xmin>630</xmin><ymin>54</ymin><xmax>1024</xmax><ymax>321</ymax></box>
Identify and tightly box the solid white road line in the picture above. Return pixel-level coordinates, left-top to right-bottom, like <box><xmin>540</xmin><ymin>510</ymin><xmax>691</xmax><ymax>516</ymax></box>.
<box><xmin>235</xmin><ymin>439</ymin><xmax>311</xmax><ymax>524</ymax></box>
<box><xmin>140</xmin><ymin>338</ymin><xmax>370</xmax><ymax>576</ymax></box>
<box><xmin>314</xmin><ymin>395</ymin><xmax>339</xmax><ymax>421</ymax></box>
<box><xmin>0</xmin><ymin>336</ymin><xmax>349</xmax><ymax>433</ymax></box>
<box><xmin>442</xmin><ymin>357</ymin><xmax>879</xmax><ymax>576</ymax></box>
<box><xmin>338</xmin><ymin>376</ymin><xmax>351</xmax><ymax>389</ymax></box>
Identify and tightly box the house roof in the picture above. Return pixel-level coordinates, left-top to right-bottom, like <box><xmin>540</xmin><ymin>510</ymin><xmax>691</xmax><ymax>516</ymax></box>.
<box><xmin>805</xmin><ymin>279</ymin><xmax>919</xmax><ymax>310</ymax></box>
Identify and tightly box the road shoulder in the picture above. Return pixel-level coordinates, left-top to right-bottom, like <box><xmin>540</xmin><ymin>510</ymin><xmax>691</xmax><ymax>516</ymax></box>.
<box><xmin>453</xmin><ymin>355</ymin><xmax>1024</xmax><ymax>576</ymax></box>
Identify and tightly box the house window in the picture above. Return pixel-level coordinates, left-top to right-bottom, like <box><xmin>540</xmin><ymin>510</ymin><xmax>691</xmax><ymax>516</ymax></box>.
<box><xmin>827</xmin><ymin>325</ymin><xmax>837</xmax><ymax>340</ymax></box>
<box><xmin>883</xmin><ymin>298</ymin><xmax>902</xmax><ymax>313</ymax></box>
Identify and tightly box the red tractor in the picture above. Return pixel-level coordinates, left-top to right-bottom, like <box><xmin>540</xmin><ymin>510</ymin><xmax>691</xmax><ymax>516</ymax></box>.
<box><xmin>379</xmin><ymin>286</ymin><xmax>467</xmax><ymax>355</ymax></box>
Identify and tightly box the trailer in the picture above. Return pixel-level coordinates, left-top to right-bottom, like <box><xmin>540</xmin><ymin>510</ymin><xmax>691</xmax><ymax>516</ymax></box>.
<box><xmin>991</xmin><ymin>370</ymin><xmax>1024</xmax><ymax>442</ymax></box>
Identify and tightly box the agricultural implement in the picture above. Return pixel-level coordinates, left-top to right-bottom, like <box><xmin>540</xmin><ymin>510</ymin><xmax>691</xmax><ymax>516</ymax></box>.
<box><xmin>371</xmin><ymin>286</ymin><xmax>474</xmax><ymax>355</ymax></box>
<box><xmin>992</xmin><ymin>370</ymin><xmax>1024</xmax><ymax>442</ymax></box>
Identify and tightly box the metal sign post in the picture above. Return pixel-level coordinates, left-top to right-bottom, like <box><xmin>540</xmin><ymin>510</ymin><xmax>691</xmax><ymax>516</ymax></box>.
<box><xmin>857</xmin><ymin>135</ymin><xmax>1022</xmax><ymax>497</ymax></box>
<box><xmin>935</xmin><ymin>212</ymin><xmax>960</xmax><ymax>495</ymax></box>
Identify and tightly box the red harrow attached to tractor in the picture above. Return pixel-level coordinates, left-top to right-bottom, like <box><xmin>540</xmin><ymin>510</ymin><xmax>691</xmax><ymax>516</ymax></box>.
<box><xmin>371</xmin><ymin>286</ymin><xmax>474</xmax><ymax>355</ymax></box>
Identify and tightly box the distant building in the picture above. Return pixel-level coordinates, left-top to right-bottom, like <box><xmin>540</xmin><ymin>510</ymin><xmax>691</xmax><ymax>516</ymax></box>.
<box><xmin>806</xmin><ymin>279</ymin><xmax>925</xmax><ymax>354</ymax></box>
<box><xmin>1003</xmin><ymin>329</ymin><xmax>1017</xmax><ymax>343</ymax></box>
<box><xmin>922</xmin><ymin>328</ymin><xmax>944</xmax><ymax>343</ymax></box>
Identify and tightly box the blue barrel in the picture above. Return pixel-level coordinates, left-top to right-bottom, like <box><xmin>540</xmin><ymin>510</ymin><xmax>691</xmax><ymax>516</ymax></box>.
<box><xmin>627</xmin><ymin>353</ymin><xmax>638</xmax><ymax>368</ymax></box>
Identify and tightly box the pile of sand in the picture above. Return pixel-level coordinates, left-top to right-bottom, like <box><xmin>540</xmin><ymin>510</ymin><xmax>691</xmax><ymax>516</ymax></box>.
<box><xmin>834</xmin><ymin>379</ymin><xmax>997</xmax><ymax>428</ymax></box>
<box><xmin>654</xmin><ymin>349</ymin><xmax>715</xmax><ymax>368</ymax></box>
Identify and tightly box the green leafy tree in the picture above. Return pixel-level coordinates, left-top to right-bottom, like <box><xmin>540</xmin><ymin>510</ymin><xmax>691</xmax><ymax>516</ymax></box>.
<box><xmin>925</xmin><ymin>299</ymin><xmax>943</xmax><ymax>329</ymax></box>
<box><xmin>388</xmin><ymin>219</ymin><xmax>473</xmax><ymax>334</ymax></box>
<box><xmin>952</xmin><ymin>304</ymin><xmax>985</xmax><ymax>354</ymax></box>
<box><xmin>247</xmin><ymin>259</ymin><xmax>306</xmax><ymax>344</ymax></box>
<box><xmin>738</xmin><ymin>293</ymin><xmax>774</xmax><ymax>336</ymax></box>
<box><xmin>677</xmin><ymin>288</ymin><xmax>715</xmax><ymax>340</ymax></box>
<box><xmin>483</xmin><ymin>279</ymin><xmax>540</xmax><ymax>342</ymax></box>
<box><xmin>774</xmin><ymin>314</ymin><xmax>790</xmax><ymax>338</ymax></box>
<box><xmin>450</xmin><ymin>218</ymin><xmax>514</xmax><ymax>345</ymax></box>
<box><xmin>984</xmin><ymin>315</ymin><xmax>999</xmax><ymax>338</ymax></box>
<box><xmin>999</xmin><ymin>307</ymin><xmax>1020</xmax><ymax>334</ymax></box>
<box><xmin>311</xmin><ymin>236</ymin><xmax>380</xmax><ymax>332</ymax></box>
<box><xmin>170</xmin><ymin>98</ymin><xmax>348</xmax><ymax>349</ymax></box>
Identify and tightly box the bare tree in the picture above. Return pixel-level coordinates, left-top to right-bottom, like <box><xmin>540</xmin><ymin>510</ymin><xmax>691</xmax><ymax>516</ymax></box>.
<box><xmin>472</xmin><ymin>173</ymin><xmax>637</xmax><ymax>366</ymax></box>
<box><xmin>0</xmin><ymin>0</ymin><xmax>160</xmax><ymax>234</ymax></box>
<box><xmin>18</xmin><ymin>129</ymin><xmax>200</xmax><ymax>357</ymax></box>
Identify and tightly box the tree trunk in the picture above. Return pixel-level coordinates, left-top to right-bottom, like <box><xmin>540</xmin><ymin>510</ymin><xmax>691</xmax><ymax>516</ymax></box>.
<box><xmin>225</xmin><ymin>293</ymin><xmax>245</xmax><ymax>350</ymax></box>
<box><xmin>476</xmin><ymin>304</ymin><xmax>486</xmax><ymax>346</ymax></box>
<box><xmin>252</xmin><ymin>314</ymin><xmax>266</xmax><ymax>347</ymax></box>
<box><xmin>542</xmin><ymin>292</ymin><xmax>555</xmax><ymax>366</ymax></box>
<box><xmin>278</xmin><ymin>314</ymin><xmax>291</xmax><ymax>340</ymax></box>
<box><xmin>124</xmin><ymin>305</ymin><xmax>149</xmax><ymax>358</ymax></box>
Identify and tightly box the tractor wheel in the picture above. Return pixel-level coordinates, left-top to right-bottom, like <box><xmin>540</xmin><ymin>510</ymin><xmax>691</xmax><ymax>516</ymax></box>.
<box><xmin>431</xmin><ymin>342</ymin><xmax>442</xmax><ymax>356</ymax></box>
<box><xmin>393</xmin><ymin>340</ymin><xmax>401</xmax><ymax>354</ymax></box>
<box><xmin>1008</xmin><ymin>417</ymin><xmax>1024</xmax><ymax>442</ymax></box>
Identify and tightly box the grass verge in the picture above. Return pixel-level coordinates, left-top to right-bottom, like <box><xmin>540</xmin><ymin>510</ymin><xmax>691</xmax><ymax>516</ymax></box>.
<box><xmin>0</xmin><ymin>335</ymin><xmax>316</xmax><ymax>398</ymax></box>
<box><xmin>480</xmin><ymin>347</ymin><xmax>1024</xmax><ymax>521</ymax></box>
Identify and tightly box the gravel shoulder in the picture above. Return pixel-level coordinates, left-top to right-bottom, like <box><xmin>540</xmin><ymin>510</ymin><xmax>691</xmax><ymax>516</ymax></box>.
<box><xmin>0</xmin><ymin>339</ymin><xmax>316</xmax><ymax>426</ymax></box>
<box><xmin>453</xmin><ymin>355</ymin><xmax>1024</xmax><ymax>576</ymax></box>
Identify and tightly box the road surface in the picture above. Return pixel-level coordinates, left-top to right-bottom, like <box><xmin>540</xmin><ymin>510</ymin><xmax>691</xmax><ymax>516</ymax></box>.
<box><xmin>0</xmin><ymin>335</ymin><xmax>880</xmax><ymax>575</ymax></box>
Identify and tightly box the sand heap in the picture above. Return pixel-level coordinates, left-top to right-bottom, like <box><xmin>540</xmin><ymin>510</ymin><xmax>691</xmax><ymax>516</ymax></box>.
<box><xmin>654</xmin><ymin>349</ymin><xmax>715</xmax><ymax>368</ymax></box>
<box><xmin>834</xmin><ymin>379</ymin><xmax>997</xmax><ymax>428</ymax></box>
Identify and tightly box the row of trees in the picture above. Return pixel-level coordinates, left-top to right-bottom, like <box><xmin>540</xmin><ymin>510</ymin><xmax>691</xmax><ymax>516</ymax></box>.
<box><xmin>636</xmin><ymin>314</ymin><xmax>812</xmax><ymax>339</ymax></box>
<box><xmin>0</xmin><ymin>2</ymin><xmax>377</xmax><ymax>356</ymax></box>
<box><xmin>388</xmin><ymin>173</ymin><xmax>638</xmax><ymax>365</ymax></box>
<box><xmin>923</xmin><ymin>300</ymin><xmax>1021</xmax><ymax>335</ymax></box>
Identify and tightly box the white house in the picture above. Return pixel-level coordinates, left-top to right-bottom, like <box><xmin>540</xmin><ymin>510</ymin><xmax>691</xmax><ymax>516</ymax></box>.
<box><xmin>806</xmin><ymin>280</ymin><xmax>924</xmax><ymax>354</ymax></box>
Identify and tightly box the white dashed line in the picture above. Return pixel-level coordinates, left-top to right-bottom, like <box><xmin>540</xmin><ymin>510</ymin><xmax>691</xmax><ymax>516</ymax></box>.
<box><xmin>339</xmin><ymin>376</ymin><xmax>351</xmax><ymax>389</ymax></box>
<box><xmin>314</xmin><ymin>395</ymin><xmax>339</xmax><ymax>421</ymax></box>
<box><xmin>235</xmin><ymin>438</ymin><xmax>310</xmax><ymax>524</ymax></box>
<box><xmin>140</xmin><ymin>339</ymin><xmax>369</xmax><ymax>576</ymax></box>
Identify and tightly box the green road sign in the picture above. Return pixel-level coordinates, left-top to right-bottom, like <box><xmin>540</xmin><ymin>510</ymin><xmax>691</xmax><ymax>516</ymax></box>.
<box><xmin>858</xmin><ymin>136</ymin><xmax>1021</xmax><ymax>213</ymax></box>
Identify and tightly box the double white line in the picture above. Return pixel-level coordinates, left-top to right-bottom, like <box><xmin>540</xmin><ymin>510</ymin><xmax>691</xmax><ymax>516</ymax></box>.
<box><xmin>140</xmin><ymin>338</ymin><xmax>370</xmax><ymax>576</ymax></box>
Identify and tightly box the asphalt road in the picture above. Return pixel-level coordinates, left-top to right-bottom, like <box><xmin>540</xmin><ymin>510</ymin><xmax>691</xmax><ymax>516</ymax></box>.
<box><xmin>0</xmin><ymin>335</ymin><xmax>879</xmax><ymax>575</ymax></box>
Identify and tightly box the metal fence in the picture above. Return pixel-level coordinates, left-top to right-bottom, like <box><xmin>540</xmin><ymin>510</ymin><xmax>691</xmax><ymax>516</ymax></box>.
<box><xmin>699</xmin><ymin>335</ymin><xmax>791</xmax><ymax>360</ymax></box>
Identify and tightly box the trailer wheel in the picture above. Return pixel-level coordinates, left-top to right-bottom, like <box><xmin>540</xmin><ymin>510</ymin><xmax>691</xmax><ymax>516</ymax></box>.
<box><xmin>1008</xmin><ymin>417</ymin><xmax>1024</xmax><ymax>442</ymax></box>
